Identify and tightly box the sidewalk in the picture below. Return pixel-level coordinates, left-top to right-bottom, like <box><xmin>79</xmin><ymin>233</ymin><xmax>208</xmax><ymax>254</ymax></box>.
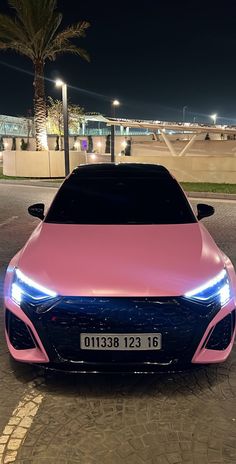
<box><xmin>0</xmin><ymin>177</ymin><xmax>236</xmax><ymax>200</ymax></box>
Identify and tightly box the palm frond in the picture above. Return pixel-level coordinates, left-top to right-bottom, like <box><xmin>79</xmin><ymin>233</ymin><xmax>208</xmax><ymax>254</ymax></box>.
<box><xmin>30</xmin><ymin>11</ymin><xmax>62</xmax><ymax>60</ymax></box>
<box><xmin>46</xmin><ymin>43</ymin><xmax>90</xmax><ymax>62</ymax></box>
<box><xmin>42</xmin><ymin>12</ymin><xmax>62</xmax><ymax>49</ymax></box>
<box><xmin>0</xmin><ymin>1</ymin><xmax>90</xmax><ymax>63</ymax></box>
<box><xmin>0</xmin><ymin>40</ymin><xmax>34</xmax><ymax>59</ymax></box>
<box><xmin>44</xmin><ymin>20</ymin><xmax>90</xmax><ymax>61</ymax></box>
<box><xmin>8</xmin><ymin>0</ymin><xmax>58</xmax><ymax>35</ymax></box>
<box><xmin>53</xmin><ymin>21</ymin><xmax>90</xmax><ymax>42</ymax></box>
<box><xmin>0</xmin><ymin>14</ymin><xmax>28</xmax><ymax>42</ymax></box>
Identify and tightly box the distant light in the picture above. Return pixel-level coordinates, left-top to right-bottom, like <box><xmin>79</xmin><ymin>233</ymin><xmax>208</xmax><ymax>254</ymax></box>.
<box><xmin>210</xmin><ymin>113</ymin><xmax>217</xmax><ymax>124</ymax></box>
<box><xmin>74</xmin><ymin>142</ymin><xmax>79</xmax><ymax>150</ymax></box>
<box><xmin>112</xmin><ymin>99</ymin><xmax>120</xmax><ymax>106</ymax></box>
<box><xmin>55</xmin><ymin>79</ymin><xmax>64</xmax><ymax>87</ymax></box>
<box><xmin>91</xmin><ymin>154</ymin><xmax>96</xmax><ymax>160</ymax></box>
<box><xmin>97</xmin><ymin>141</ymin><xmax>102</xmax><ymax>147</ymax></box>
<box><xmin>4</xmin><ymin>142</ymin><xmax>9</xmax><ymax>148</ymax></box>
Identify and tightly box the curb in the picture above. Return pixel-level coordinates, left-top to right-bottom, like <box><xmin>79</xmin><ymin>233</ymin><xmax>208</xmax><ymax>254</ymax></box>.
<box><xmin>0</xmin><ymin>179</ymin><xmax>62</xmax><ymax>188</ymax></box>
<box><xmin>186</xmin><ymin>191</ymin><xmax>236</xmax><ymax>200</ymax></box>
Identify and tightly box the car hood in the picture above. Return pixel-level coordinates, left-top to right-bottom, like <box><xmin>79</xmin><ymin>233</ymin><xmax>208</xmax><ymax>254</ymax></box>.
<box><xmin>17</xmin><ymin>222</ymin><xmax>224</xmax><ymax>297</ymax></box>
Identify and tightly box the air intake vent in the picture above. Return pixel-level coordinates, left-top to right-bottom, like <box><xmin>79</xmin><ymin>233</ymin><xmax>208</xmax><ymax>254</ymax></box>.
<box><xmin>5</xmin><ymin>309</ymin><xmax>36</xmax><ymax>350</ymax></box>
<box><xmin>206</xmin><ymin>311</ymin><xmax>235</xmax><ymax>351</ymax></box>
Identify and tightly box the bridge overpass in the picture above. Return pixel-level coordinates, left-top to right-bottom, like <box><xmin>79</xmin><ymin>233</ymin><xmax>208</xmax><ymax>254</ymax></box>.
<box><xmin>1</xmin><ymin>113</ymin><xmax>236</xmax><ymax>157</ymax></box>
<box><xmin>106</xmin><ymin>117</ymin><xmax>236</xmax><ymax>157</ymax></box>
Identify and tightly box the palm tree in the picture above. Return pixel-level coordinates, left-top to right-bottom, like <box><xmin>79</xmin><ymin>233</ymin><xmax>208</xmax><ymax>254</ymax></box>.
<box><xmin>0</xmin><ymin>0</ymin><xmax>90</xmax><ymax>150</ymax></box>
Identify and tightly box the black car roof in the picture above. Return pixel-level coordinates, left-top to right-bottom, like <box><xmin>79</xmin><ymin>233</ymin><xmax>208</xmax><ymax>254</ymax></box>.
<box><xmin>72</xmin><ymin>163</ymin><xmax>172</xmax><ymax>179</ymax></box>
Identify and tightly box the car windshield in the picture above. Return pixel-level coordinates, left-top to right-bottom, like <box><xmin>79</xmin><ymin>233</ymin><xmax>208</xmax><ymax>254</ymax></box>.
<box><xmin>45</xmin><ymin>174</ymin><xmax>196</xmax><ymax>225</ymax></box>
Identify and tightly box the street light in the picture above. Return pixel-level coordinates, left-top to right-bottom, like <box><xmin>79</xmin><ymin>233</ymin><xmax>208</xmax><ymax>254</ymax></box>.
<box><xmin>55</xmin><ymin>79</ymin><xmax>69</xmax><ymax>176</ymax></box>
<box><xmin>112</xmin><ymin>99</ymin><xmax>120</xmax><ymax>118</ymax></box>
<box><xmin>210</xmin><ymin>113</ymin><xmax>217</xmax><ymax>125</ymax></box>
<box><xmin>74</xmin><ymin>141</ymin><xmax>80</xmax><ymax>152</ymax></box>
<box><xmin>97</xmin><ymin>141</ymin><xmax>102</xmax><ymax>154</ymax></box>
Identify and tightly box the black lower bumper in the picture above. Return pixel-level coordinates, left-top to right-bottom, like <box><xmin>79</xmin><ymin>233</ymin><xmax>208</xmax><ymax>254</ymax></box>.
<box><xmin>6</xmin><ymin>295</ymin><xmax>230</xmax><ymax>371</ymax></box>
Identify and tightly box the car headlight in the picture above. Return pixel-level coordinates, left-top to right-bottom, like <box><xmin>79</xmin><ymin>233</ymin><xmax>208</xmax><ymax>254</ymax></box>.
<box><xmin>184</xmin><ymin>269</ymin><xmax>231</xmax><ymax>306</ymax></box>
<box><xmin>11</xmin><ymin>268</ymin><xmax>60</xmax><ymax>312</ymax></box>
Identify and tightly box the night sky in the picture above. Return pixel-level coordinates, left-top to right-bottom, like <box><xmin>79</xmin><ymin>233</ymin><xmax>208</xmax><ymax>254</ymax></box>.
<box><xmin>0</xmin><ymin>0</ymin><xmax>236</xmax><ymax>123</ymax></box>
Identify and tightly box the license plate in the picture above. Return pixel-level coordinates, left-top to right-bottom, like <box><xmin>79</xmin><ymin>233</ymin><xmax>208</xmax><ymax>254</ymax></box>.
<box><xmin>80</xmin><ymin>333</ymin><xmax>162</xmax><ymax>350</ymax></box>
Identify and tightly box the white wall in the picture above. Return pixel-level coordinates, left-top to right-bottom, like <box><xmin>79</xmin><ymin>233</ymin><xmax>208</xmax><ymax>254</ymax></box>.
<box><xmin>3</xmin><ymin>150</ymin><xmax>236</xmax><ymax>183</ymax></box>
<box><xmin>3</xmin><ymin>151</ymin><xmax>86</xmax><ymax>178</ymax></box>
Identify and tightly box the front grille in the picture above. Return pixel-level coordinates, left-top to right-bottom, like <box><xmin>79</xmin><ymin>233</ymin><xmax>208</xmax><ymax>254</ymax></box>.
<box><xmin>206</xmin><ymin>310</ymin><xmax>235</xmax><ymax>350</ymax></box>
<box><xmin>5</xmin><ymin>309</ymin><xmax>36</xmax><ymax>350</ymax></box>
<box><xmin>40</xmin><ymin>296</ymin><xmax>218</xmax><ymax>364</ymax></box>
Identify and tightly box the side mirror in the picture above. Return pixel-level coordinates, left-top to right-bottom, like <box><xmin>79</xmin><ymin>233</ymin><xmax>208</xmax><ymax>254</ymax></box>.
<box><xmin>28</xmin><ymin>203</ymin><xmax>45</xmax><ymax>220</ymax></box>
<box><xmin>197</xmin><ymin>203</ymin><xmax>214</xmax><ymax>221</ymax></box>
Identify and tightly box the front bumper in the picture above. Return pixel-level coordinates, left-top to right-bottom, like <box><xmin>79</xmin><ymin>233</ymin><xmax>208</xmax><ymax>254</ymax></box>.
<box><xmin>4</xmin><ymin>294</ymin><xmax>236</xmax><ymax>372</ymax></box>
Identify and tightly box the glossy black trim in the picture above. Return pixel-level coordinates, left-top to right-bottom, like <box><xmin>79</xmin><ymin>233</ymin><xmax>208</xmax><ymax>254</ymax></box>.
<box><xmin>16</xmin><ymin>295</ymin><xmax>223</xmax><ymax>369</ymax></box>
<box><xmin>5</xmin><ymin>309</ymin><xmax>36</xmax><ymax>350</ymax></box>
<box><xmin>206</xmin><ymin>310</ymin><xmax>236</xmax><ymax>350</ymax></box>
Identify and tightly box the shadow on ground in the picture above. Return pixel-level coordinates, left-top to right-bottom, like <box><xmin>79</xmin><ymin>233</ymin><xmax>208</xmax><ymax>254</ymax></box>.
<box><xmin>8</xmin><ymin>353</ymin><xmax>236</xmax><ymax>402</ymax></box>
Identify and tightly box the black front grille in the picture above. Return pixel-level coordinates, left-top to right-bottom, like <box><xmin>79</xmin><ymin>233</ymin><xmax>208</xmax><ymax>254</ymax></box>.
<box><xmin>5</xmin><ymin>309</ymin><xmax>36</xmax><ymax>350</ymax></box>
<box><xmin>38</xmin><ymin>296</ymin><xmax>218</xmax><ymax>364</ymax></box>
<box><xmin>206</xmin><ymin>311</ymin><xmax>235</xmax><ymax>350</ymax></box>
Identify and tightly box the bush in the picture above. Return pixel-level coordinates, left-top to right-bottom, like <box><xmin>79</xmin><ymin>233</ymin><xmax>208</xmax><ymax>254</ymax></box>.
<box><xmin>125</xmin><ymin>139</ymin><xmax>132</xmax><ymax>156</ymax></box>
<box><xmin>20</xmin><ymin>138</ymin><xmax>28</xmax><ymax>150</ymax></box>
<box><xmin>105</xmin><ymin>135</ymin><xmax>111</xmax><ymax>153</ymax></box>
<box><xmin>55</xmin><ymin>135</ymin><xmax>59</xmax><ymax>151</ymax></box>
<box><xmin>11</xmin><ymin>137</ymin><xmax>16</xmax><ymax>150</ymax></box>
<box><xmin>0</xmin><ymin>137</ymin><xmax>4</xmax><ymax>151</ymax></box>
<box><xmin>87</xmin><ymin>135</ymin><xmax>93</xmax><ymax>153</ymax></box>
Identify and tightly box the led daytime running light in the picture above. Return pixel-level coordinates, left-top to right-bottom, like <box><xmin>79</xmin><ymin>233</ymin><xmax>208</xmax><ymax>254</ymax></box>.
<box><xmin>15</xmin><ymin>268</ymin><xmax>57</xmax><ymax>298</ymax></box>
<box><xmin>184</xmin><ymin>269</ymin><xmax>228</xmax><ymax>299</ymax></box>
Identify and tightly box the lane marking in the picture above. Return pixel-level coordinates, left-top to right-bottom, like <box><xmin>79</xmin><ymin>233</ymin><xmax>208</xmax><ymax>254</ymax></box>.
<box><xmin>0</xmin><ymin>378</ymin><xmax>44</xmax><ymax>463</ymax></box>
<box><xmin>0</xmin><ymin>217</ymin><xmax>19</xmax><ymax>229</ymax></box>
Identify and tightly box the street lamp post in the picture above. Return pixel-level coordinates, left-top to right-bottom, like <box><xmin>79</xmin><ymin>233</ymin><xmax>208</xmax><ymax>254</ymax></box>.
<box><xmin>210</xmin><ymin>113</ymin><xmax>217</xmax><ymax>125</ymax></box>
<box><xmin>55</xmin><ymin>79</ymin><xmax>69</xmax><ymax>176</ymax></box>
<box><xmin>111</xmin><ymin>125</ymin><xmax>115</xmax><ymax>163</ymax></box>
<box><xmin>110</xmin><ymin>100</ymin><xmax>120</xmax><ymax>162</ymax></box>
<box><xmin>183</xmin><ymin>105</ymin><xmax>188</xmax><ymax>122</ymax></box>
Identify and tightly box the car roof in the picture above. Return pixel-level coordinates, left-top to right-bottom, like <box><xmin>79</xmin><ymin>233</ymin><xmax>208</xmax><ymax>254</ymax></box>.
<box><xmin>72</xmin><ymin>163</ymin><xmax>173</xmax><ymax>179</ymax></box>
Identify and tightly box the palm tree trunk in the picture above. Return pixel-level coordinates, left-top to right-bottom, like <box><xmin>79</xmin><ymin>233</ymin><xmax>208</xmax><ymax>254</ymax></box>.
<box><xmin>33</xmin><ymin>60</ymin><xmax>48</xmax><ymax>151</ymax></box>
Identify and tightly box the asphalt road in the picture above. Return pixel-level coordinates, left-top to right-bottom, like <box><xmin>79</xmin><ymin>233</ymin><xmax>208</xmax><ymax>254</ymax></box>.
<box><xmin>0</xmin><ymin>183</ymin><xmax>236</xmax><ymax>464</ymax></box>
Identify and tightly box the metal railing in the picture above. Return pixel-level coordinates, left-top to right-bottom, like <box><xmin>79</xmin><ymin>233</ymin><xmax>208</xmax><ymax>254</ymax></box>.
<box><xmin>0</xmin><ymin>115</ymin><xmax>34</xmax><ymax>137</ymax></box>
<box><xmin>0</xmin><ymin>116</ymin><xmax>151</xmax><ymax>137</ymax></box>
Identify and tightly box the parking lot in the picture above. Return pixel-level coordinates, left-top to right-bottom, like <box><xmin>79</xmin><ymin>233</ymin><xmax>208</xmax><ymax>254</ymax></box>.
<box><xmin>0</xmin><ymin>183</ymin><xmax>236</xmax><ymax>464</ymax></box>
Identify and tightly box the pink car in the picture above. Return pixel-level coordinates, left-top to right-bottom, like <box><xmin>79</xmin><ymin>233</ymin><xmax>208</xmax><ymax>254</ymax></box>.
<box><xmin>4</xmin><ymin>164</ymin><xmax>236</xmax><ymax>372</ymax></box>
